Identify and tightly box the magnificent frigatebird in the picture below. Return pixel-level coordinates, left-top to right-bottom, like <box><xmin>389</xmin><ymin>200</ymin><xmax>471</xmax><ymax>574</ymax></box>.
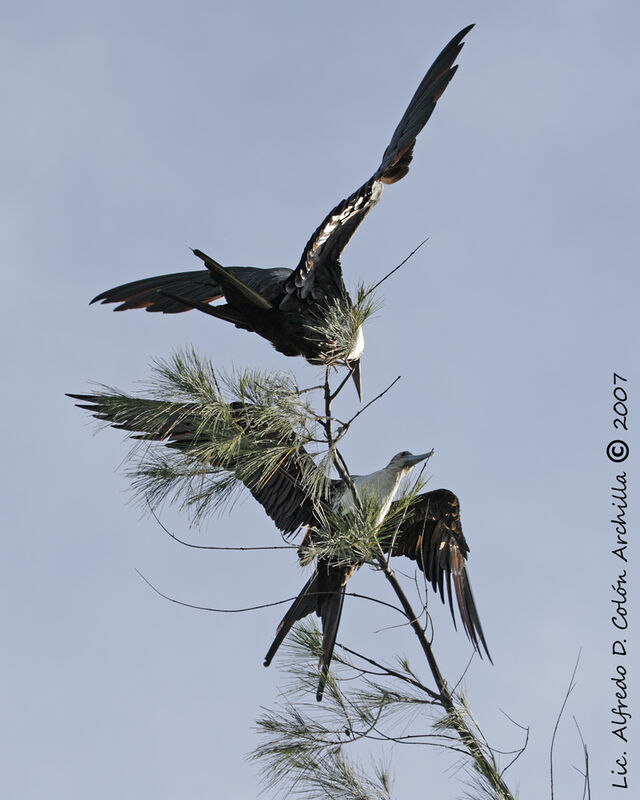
<box><xmin>68</xmin><ymin>390</ymin><xmax>489</xmax><ymax>699</ymax></box>
<box><xmin>90</xmin><ymin>26</ymin><xmax>473</xmax><ymax>398</ymax></box>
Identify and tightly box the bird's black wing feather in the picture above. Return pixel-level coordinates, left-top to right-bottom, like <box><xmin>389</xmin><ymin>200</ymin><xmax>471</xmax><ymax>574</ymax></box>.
<box><xmin>385</xmin><ymin>487</ymin><xmax>491</xmax><ymax>660</ymax></box>
<box><xmin>91</xmin><ymin>254</ymin><xmax>293</xmax><ymax>315</ymax></box>
<box><xmin>281</xmin><ymin>25</ymin><xmax>472</xmax><ymax>311</ymax></box>
<box><xmin>91</xmin><ymin>270</ymin><xmax>224</xmax><ymax>313</ymax></box>
<box><xmin>67</xmin><ymin>394</ymin><xmax>321</xmax><ymax>535</ymax></box>
<box><xmin>376</xmin><ymin>24</ymin><xmax>473</xmax><ymax>184</ymax></box>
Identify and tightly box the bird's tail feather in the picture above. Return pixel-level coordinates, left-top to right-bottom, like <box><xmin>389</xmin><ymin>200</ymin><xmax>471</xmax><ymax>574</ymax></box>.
<box><xmin>263</xmin><ymin>572</ymin><xmax>321</xmax><ymax>668</ymax></box>
<box><xmin>316</xmin><ymin>584</ymin><xmax>346</xmax><ymax>701</ymax></box>
<box><xmin>264</xmin><ymin>568</ymin><xmax>348</xmax><ymax>702</ymax></box>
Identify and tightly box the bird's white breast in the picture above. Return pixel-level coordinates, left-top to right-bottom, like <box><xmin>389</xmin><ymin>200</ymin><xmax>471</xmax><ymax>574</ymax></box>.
<box><xmin>334</xmin><ymin>466</ymin><xmax>404</xmax><ymax>525</ymax></box>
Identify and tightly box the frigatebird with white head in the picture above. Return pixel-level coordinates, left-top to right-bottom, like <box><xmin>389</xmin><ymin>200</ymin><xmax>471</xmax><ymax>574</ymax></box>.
<box><xmin>90</xmin><ymin>26</ymin><xmax>473</xmax><ymax>399</ymax></box>
<box><xmin>262</xmin><ymin>449</ymin><xmax>436</xmax><ymax>698</ymax></box>
<box><xmin>69</xmin><ymin>390</ymin><xmax>489</xmax><ymax>699</ymax></box>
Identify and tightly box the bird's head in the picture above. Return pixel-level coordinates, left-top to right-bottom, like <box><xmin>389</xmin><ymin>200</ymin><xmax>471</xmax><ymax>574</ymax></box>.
<box><xmin>386</xmin><ymin>450</ymin><xmax>434</xmax><ymax>474</ymax></box>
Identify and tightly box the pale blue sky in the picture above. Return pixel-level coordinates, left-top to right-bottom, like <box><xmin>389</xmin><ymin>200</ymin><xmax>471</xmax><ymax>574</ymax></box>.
<box><xmin>2</xmin><ymin>1</ymin><xmax>637</xmax><ymax>797</ymax></box>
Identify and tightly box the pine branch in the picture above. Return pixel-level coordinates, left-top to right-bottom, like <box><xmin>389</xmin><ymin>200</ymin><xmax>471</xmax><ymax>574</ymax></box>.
<box><xmin>73</xmin><ymin>349</ymin><xmax>332</xmax><ymax>527</ymax></box>
<box><xmin>74</xmin><ymin>349</ymin><xmax>521</xmax><ymax>800</ymax></box>
<box><xmin>304</xmin><ymin>282</ymin><xmax>382</xmax><ymax>366</ymax></box>
<box><xmin>252</xmin><ymin>614</ymin><xmax>517</xmax><ymax>800</ymax></box>
<box><xmin>375</xmin><ymin>555</ymin><xmax>515</xmax><ymax>800</ymax></box>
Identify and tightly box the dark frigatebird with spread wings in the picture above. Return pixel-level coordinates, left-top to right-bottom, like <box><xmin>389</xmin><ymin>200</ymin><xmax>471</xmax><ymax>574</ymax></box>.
<box><xmin>90</xmin><ymin>26</ymin><xmax>473</xmax><ymax>398</ymax></box>
<box><xmin>69</xmin><ymin>388</ymin><xmax>489</xmax><ymax>699</ymax></box>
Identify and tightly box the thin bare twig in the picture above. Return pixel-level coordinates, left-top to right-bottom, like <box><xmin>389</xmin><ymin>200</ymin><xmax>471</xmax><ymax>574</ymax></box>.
<box><xmin>369</xmin><ymin>237</ymin><xmax>430</xmax><ymax>293</ymax></box>
<box><xmin>369</xmin><ymin>733</ymin><xmax>465</xmax><ymax>751</ymax></box>
<box><xmin>334</xmin><ymin>703</ymin><xmax>387</xmax><ymax>746</ymax></box>
<box><xmin>322</xmin><ymin>370</ymin><xmax>358</xmax><ymax>500</ymax></box>
<box><xmin>344</xmin><ymin>591</ymin><xmax>407</xmax><ymax>617</ymax></box>
<box><xmin>138</xmin><ymin>566</ymin><xmax>407</xmax><ymax>620</ymax></box>
<box><xmin>329</xmin><ymin>368</ymin><xmax>354</xmax><ymax>402</ymax></box>
<box><xmin>296</xmin><ymin>383</ymin><xmax>325</xmax><ymax>395</ymax></box>
<box><xmin>572</xmin><ymin>716</ymin><xmax>591</xmax><ymax>800</ymax></box>
<box><xmin>136</xmin><ymin>569</ymin><xmax>299</xmax><ymax>613</ymax></box>
<box><xmin>496</xmin><ymin>709</ymin><xmax>531</xmax><ymax>776</ymax></box>
<box><xmin>148</xmin><ymin>504</ymin><xmax>296</xmax><ymax>551</ymax></box>
<box><xmin>450</xmin><ymin>652</ymin><xmax>476</xmax><ymax>696</ymax></box>
<box><xmin>334</xmin><ymin>448</ymin><xmax>357</xmax><ymax>495</ymax></box>
<box><xmin>550</xmin><ymin>651</ymin><xmax>581</xmax><ymax>800</ymax></box>
<box><xmin>336</xmin><ymin>643</ymin><xmax>439</xmax><ymax>700</ymax></box>
<box><xmin>335</xmin><ymin>376</ymin><xmax>402</xmax><ymax>441</ymax></box>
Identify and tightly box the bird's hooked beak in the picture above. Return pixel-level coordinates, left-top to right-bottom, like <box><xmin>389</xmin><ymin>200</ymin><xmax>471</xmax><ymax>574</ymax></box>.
<box><xmin>405</xmin><ymin>450</ymin><xmax>434</xmax><ymax>468</ymax></box>
<box><xmin>349</xmin><ymin>360</ymin><xmax>362</xmax><ymax>402</ymax></box>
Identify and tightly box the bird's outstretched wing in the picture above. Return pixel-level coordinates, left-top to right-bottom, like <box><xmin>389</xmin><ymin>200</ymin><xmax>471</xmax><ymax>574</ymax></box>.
<box><xmin>385</xmin><ymin>487</ymin><xmax>490</xmax><ymax>660</ymax></box>
<box><xmin>90</xmin><ymin>270</ymin><xmax>224</xmax><ymax>313</ymax></box>
<box><xmin>281</xmin><ymin>24</ymin><xmax>473</xmax><ymax>310</ymax></box>
<box><xmin>67</xmin><ymin>394</ymin><xmax>322</xmax><ymax>535</ymax></box>
<box><xmin>90</xmin><ymin>256</ymin><xmax>293</xmax><ymax>315</ymax></box>
<box><xmin>69</xmin><ymin>391</ymin><xmax>349</xmax><ymax>695</ymax></box>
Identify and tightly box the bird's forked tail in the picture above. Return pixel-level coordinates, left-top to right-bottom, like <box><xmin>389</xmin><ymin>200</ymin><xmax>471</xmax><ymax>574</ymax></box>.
<box><xmin>264</xmin><ymin>565</ymin><xmax>349</xmax><ymax>701</ymax></box>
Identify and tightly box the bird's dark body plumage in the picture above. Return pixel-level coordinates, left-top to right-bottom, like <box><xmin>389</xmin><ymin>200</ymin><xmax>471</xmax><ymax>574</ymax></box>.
<box><xmin>91</xmin><ymin>26</ymin><xmax>473</xmax><ymax>386</ymax></box>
